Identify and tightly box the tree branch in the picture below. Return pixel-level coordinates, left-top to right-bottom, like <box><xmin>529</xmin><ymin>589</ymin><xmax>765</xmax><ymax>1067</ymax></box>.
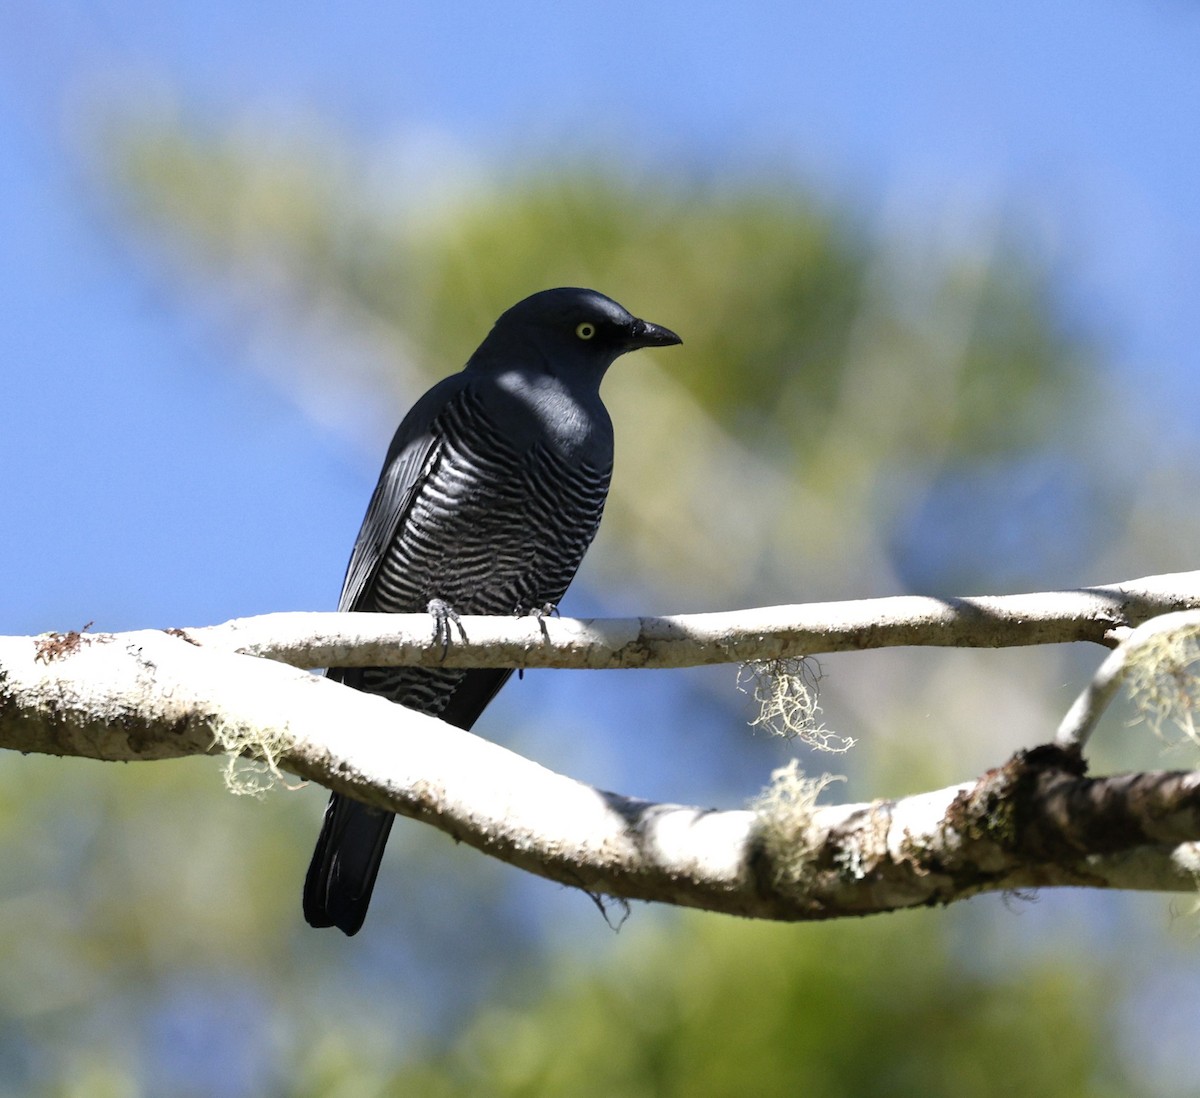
<box><xmin>187</xmin><ymin>569</ymin><xmax>1200</xmax><ymax>670</ymax></box>
<box><xmin>1057</xmin><ymin>610</ymin><xmax>1200</xmax><ymax>749</ymax></box>
<box><xmin>2</xmin><ymin>607</ymin><xmax>1199</xmax><ymax>919</ymax></box>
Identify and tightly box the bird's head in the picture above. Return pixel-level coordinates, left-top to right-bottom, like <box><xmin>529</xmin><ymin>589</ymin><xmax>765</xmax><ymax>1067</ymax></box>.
<box><xmin>470</xmin><ymin>287</ymin><xmax>681</xmax><ymax>386</ymax></box>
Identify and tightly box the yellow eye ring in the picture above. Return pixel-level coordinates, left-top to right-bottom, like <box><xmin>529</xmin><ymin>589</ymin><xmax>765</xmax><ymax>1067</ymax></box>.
<box><xmin>575</xmin><ymin>322</ymin><xmax>596</xmax><ymax>340</ymax></box>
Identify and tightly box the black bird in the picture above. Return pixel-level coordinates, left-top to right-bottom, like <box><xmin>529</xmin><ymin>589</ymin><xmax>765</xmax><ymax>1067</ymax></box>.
<box><xmin>303</xmin><ymin>287</ymin><xmax>681</xmax><ymax>935</ymax></box>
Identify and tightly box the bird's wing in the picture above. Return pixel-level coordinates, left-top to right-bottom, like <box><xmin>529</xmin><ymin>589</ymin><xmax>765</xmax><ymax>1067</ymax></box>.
<box><xmin>336</xmin><ymin>437</ymin><xmax>440</xmax><ymax>612</ymax></box>
<box><xmin>335</xmin><ymin>374</ymin><xmax>466</xmax><ymax>613</ymax></box>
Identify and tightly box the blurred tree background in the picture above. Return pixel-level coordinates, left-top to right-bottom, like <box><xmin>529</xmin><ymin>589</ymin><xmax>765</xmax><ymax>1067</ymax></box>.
<box><xmin>1</xmin><ymin>95</ymin><xmax>1197</xmax><ymax>1096</ymax></box>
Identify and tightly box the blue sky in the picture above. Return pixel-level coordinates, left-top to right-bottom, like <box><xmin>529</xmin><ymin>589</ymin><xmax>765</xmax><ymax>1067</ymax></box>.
<box><xmin>3</xmin><ymin>1</ymin><xmax>1200</xmax><ymax>641</ymax></box>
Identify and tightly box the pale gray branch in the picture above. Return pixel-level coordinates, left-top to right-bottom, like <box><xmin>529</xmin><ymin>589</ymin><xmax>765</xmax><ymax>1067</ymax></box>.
<box><xmin>1</xmin><ymin>626</ymin><xmax>1199</xmax><ymax>918</ymax></box>
<box><xmin>1057</xmin><ymin>610</ymin><xmax>1200</xmax><ymax>749</ymax></box>
<box><xmin>186</xmin><ymin>569</ymin><xmax>1200</xmax><ymax>670</ymax></box>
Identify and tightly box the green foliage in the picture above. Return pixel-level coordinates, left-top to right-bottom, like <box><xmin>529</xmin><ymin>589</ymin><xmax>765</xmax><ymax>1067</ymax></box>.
<box><xmin>110</xmin><ymin>121</ymin><xmax>1086</xmax><ymax>469</ymax></box>
<box><xmin>380</xmin><ymin>912</ymin><xmax>1129</xmax><ymax>1098</ymax></box>
<box><xmin>104</xmin><ymin>115</ymin><xmax>1106</xmax><ymax>604</ymax></box>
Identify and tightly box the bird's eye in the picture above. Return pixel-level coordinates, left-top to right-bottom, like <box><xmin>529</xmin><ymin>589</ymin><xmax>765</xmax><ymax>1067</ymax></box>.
<box><xmin>575</xmin><ymin>322</ymin><xmax>597</xmax><ymax>340</ymax></box>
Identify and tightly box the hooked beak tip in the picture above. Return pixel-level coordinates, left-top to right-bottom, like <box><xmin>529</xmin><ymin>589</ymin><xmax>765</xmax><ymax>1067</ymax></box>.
<box><xmin>631</xmin><ymin>319</ymin><xmax>682</xmax><ymax>349</ymax></box>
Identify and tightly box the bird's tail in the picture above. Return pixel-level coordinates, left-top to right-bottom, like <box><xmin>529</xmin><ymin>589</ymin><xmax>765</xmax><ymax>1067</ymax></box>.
<box><xmin>303</xmin><ymin>793</ymin><xmax>394</xmax><ymax>936</ymax></box>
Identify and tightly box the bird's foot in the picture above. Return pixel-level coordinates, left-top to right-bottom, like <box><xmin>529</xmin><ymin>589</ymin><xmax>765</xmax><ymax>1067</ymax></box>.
<box><xmin>517</xmin><ymin>601</ymin><xmax>558</xmax><ymax>641</ymax></box>
<box><xmin>514</xmin><ymin>602</ymin><xmax>558</xmax><ymax>679</ymax></box>
<box><xmin>427</xmin><ymin>598</ymin><xmax>467</xmax><ymax>659</ymax></box>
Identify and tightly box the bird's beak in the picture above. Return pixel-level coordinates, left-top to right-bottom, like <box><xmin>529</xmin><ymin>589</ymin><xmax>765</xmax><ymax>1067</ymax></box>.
<box><xmin>628</xmin><ymin>317</ymin><xmax>683</xmax><ymax>349</ymax></box>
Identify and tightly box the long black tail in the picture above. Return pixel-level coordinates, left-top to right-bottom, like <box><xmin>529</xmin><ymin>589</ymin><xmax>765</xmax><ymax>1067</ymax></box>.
<box><xmin>303</xmin><ymin>793</ymin><xmax>395</xmax><ymax>935</ymax></box>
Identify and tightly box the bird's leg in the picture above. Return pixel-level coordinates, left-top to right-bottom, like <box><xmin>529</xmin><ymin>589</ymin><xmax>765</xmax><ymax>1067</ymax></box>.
<box><xmin>427</xmin><ymin>597</ymin><xmax>467</xmax><ymax>659</ymax></box>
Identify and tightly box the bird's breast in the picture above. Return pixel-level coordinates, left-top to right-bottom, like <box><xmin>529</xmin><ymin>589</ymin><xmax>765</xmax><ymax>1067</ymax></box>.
<box><xmin>488</xmin><ymin>369</ymin><xmax>613</xmax><ymax>465</ymax></box>
<box><xmin>364</xmin><ymin>380</ymin><xmax>612</xmax><ymax>617</ymax></box>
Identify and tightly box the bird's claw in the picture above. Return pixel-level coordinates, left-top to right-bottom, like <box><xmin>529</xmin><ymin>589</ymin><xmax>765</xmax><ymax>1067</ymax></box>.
<box><xmin>428</xmin><ymin>598</ymin><xmax>466</xmax><ymax>659</ymax></box>
<box><xmin>518</xmin><ymin>601</ymin><xmax>558</xmax><ymax>641</ymax></box>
